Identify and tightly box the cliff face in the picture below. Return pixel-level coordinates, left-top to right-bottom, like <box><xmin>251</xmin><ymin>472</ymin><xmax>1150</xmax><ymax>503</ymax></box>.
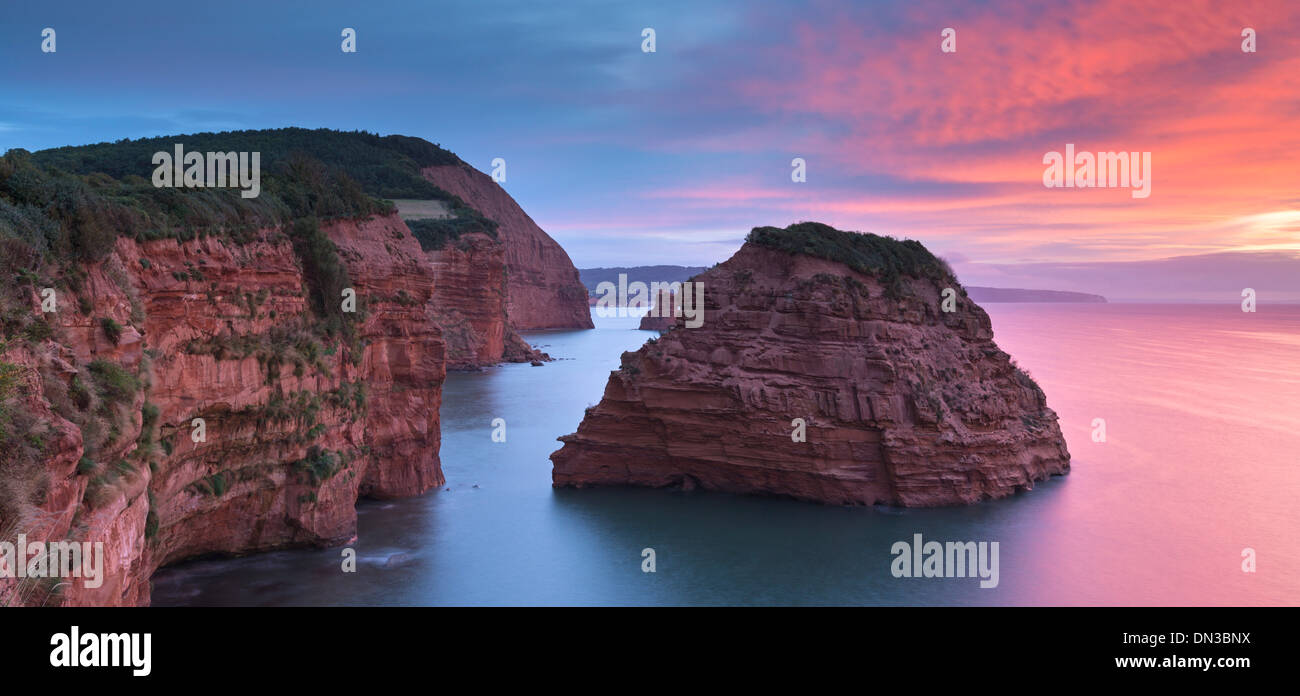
<box><xmin>638</xmin><ymin>286</ymin><xmax>679</xmax><ymax>331</ymax></box>
<box><xmin>637</xmin><ymin>313</ymin><xmax>675</xmax><ymax>331</ymax></box>
<box><xmin>1</xmin><ymin>213</ymin><xmax>444</xmax><ymax>606</ymax></box>
<box><xmin>421</xmin><ymin>165</ymin><xmax>593</xmax><ymax>330</ymax></box>
<box><xmin>1</xmin><ymin>129</ymin><xmax>593</xmax><ymax>606</ymax></box>
<box><xmin>323</xmin><ymin>215</ymin><xmax>446</xmax><ymax>498</ymax></box>
<box><xmin>421</xmin><ymin>231</ymin><xmax>543</xmax><ymax>369</ymax></box>
<box><xmin>551</xmin><ymin>224</ymin><xmax>1071</xmax><ymax>507</ymax></box>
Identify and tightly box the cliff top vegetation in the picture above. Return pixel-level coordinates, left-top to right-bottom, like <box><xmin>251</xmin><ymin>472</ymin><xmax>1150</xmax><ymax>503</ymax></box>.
<box><xmin>0</xmin><ymin>128</ymin><xmax>494</xmax><ymax>267</ymax></box>
<box><xmin>744</xmin><ymin>222</ymin><xmax>955</xmax><ymax>285</ymax></box>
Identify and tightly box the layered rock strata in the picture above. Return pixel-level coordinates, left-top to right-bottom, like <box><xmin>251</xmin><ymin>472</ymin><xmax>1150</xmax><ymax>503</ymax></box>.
<box><xmin>552</xmin><ymin>223</ymin><xmax>1071</xmax><ymax>507</ymax></box>
<box><xmin>421</xmin><ymin>164</ymin><xmax>592</xmax><ymax>330</ymax></box>
<box><xmin>2</xmin><ymin>213</ymin><xmax>445</xmax><ymax>606</ymax></box>
<box><xmin>638</xmin><ymin>287</ymin><xmax>680</xmax><ymax>331</ymax></box>
<box><xmin>420</xmin><ymin>231</ymin><xmax>545</xmax><ymax>369</ymax></box>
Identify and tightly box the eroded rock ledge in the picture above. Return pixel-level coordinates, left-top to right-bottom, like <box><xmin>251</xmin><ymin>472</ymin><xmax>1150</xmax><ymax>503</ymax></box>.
<box><xmin>551</xmin><ymin>222</ymin><xmax>1071</xmax><ymax>506</ymax></box>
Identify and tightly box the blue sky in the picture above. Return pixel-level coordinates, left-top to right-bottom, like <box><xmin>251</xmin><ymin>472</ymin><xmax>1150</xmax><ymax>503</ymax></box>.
<box><xmin>0</xmin><ymin>0</ymin><xmax>769</xmax><ymax>265</ymax></box>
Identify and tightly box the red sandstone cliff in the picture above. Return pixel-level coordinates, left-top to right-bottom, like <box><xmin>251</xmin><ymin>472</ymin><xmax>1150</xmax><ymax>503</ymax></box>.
<box><xmin>551</xmin><ymin>223</ymin><xmax>1071</xmax><ymax>507</ymax></box>
<box><xmin>420</xmin><ymin>231</ymin><xmax>545</xmax><ymax>369</ymax></box>
<box><xmin>0</xmin><ymin>213</ymin><xmax>445</xmax><ymax>606</ymax></box>
<box><xmin>638</xmin><ymin>287</ymin><xmax>680</xmax><ymax>331</ymax></box>
<box><xmin>421</xmin><ymin>164</ymin><xmax>593</xmax><ymax>330</ymax></box>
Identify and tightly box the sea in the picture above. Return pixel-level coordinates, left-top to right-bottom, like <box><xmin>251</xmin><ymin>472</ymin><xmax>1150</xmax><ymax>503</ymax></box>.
<box><xmin>151</xmin><ymin>304</ymin><xmax>1300</xmax><ymax>605</ymax></box>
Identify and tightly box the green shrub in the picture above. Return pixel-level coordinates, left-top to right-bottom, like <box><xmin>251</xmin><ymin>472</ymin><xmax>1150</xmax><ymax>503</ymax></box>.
<box><xmin>22</xmin><ymin>318</ymin><xmax>53</xmax><ymax>343</ymax></box>
<box><xmin>144</xmin><ymin>509</ymin><xmax>159</xmax><ymax>539</ymax></box>
<box><xmin>140</xmin><ymin>402</ymin><xmax>160</xmax><ymax>429</ymax></box>
<box><xmin>407</xmin><ymin>214</ymin><xmax>499</xmax><ymax>252</ymax></box>
<box><xmin>294</xmin><ymin>446</ymin><xmax>340</xmax><ymax>485</ymax></box>
<box><xmin>0</xmin><ymin>350</ymin><xmax>21</xmax><ymax>401</ymax></box>
<box><xmin>1</xmin><ymin>129</ymin><xmax>485</xmax><ymax>278</ymax></box>
<box><xmin>288</xmin><ymin>217</ymin><xmax>358</xmax><ymax>337</ymax></box>
<box><xmin>189</xmin><ymin>471</ymin><xmax>230</xmax><ymax>498</ymax></box>
<box><xmin>745</xmin><ymin>222</ymin><xmax>955</xmax><ymax>287</ymax></box>
<box><xmin>111</xmin><ymin>459</ymin><xmax>134</xmax><ymax>477</ymax></box>
<box><xmin>136</xmin><ymin>401</ymin><xmax>160</xmax><ymax>453</ymax></box>
<box><xmin>209</xmin><ymin>471</ymin><xmax>229</xmax><ymax>497</ymax></box>
<box><xmin>68</xmin><ymin>377</ymin><xmax>92</xmax><ymax>411</ymax></box>
<box><xmin>87</xmin><ymin>359</ymin><xmax>139</xmax><ymax>404</ymax></box>
<box><xmin>32</xmin><ymin>127</ymin><xmax>462</xmax><ymax>200</ymax></box>
<box><xmin>99</xmin><ymin>317</ymin><xmax>123</xmax><ymax>344</ymax></box>
<box><xmin>0</xmin><ymin>348</ymin><xmax>24</xmax><ymax>447</ymax></box>
<box><xmin>84</xmin><ymin>475</ymin><xmax>114</xmax><ymax>508</ymax></box>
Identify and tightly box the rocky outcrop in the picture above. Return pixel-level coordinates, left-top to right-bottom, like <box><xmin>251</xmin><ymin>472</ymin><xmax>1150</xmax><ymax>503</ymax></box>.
<box><xmin>552</xmin><ymin>223</ymin><xmax>1070</xmax><ymax>507</ymax></box>
<box><xmin>1</xmin><ymin>213</ymin><xmax>445</xmax><ymax>606</ymax></box>
<box><xmin>420</xmin><ymin>231</ymin><xmax>545</xmax><ymax>369</ymax></box>
<box><xmin>638</xmin><ymin>286</ymin><xmax>679</xmax><ymax>331</ymax></box>
<box><xmin>421</xmin><ymin>164</ymin><xmax>592</xmax><ymax>330</ymax></box>
<box><xmin>637</xmin><ymin>313</ymin><xmax>675</xmax><ymax>332</ymax></box>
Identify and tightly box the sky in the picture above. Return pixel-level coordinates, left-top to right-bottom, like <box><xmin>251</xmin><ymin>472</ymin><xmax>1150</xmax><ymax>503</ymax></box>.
<box><xmin>1</xmin><ymin>0</ymin><xmax>1297</xmax><ymax>297</ymax></box>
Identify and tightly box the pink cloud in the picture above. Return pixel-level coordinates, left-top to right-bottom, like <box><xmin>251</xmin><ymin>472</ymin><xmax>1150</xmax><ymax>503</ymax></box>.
<box><xmin>629</xmin><ymin>0</ymin><xmax>1300</xmax><ymax>263</ymax></box>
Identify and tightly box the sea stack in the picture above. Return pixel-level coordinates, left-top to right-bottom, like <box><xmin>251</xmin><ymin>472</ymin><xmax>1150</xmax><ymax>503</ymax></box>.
<box><xmin>551</xmin><ymin>222</ymin><xmax>1071</xmax><ymax>506</ymax></box>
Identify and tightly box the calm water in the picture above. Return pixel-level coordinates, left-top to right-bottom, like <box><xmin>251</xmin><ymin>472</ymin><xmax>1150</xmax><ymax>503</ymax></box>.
<box><xmin>152</xmin><ymin>304</ymin><xmax>1300</xmax><ymax>606</ymax></box>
